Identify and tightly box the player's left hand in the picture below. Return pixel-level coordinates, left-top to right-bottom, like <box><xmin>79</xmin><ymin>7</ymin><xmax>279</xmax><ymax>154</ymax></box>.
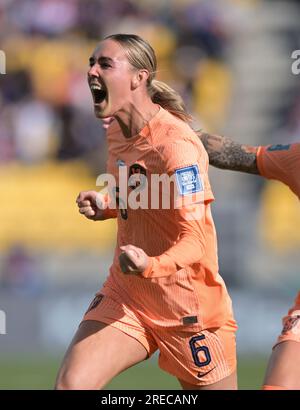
<box><xmin>119</xmin><ymin>245</ymin><xmax>150</xmax><ymax>275</ymax></box>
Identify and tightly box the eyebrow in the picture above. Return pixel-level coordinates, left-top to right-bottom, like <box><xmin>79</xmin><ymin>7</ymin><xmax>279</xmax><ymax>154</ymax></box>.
<box><xmin>89</xmin><ymin>56</ymin><xmax>114</xmax><ymax>66</ymax></box>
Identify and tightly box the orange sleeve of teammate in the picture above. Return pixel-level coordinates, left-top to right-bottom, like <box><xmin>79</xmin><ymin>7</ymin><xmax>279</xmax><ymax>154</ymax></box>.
<box><xmin>142</xmin><ymin>137</ymin><xmax>214</xmax><ymax>279</ymax></box>
<box><xmin>256</xmin><ymin>143</ymin><xmax>300</xmax><ymax>198</ymax></box>
<box><xmin>257</xmin><ymin>143</ymin><xmax>298</xmax><ymax>181</ymax></box>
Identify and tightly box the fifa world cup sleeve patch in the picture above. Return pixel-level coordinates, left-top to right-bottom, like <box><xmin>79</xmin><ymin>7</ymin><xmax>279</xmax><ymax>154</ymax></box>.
<box><xmin>267</xmin><ymin>144</ymin><xmax>291</xmax><ymax>152</ymax></box>
<box><xmin>175</xmin><ymin>164</ymin><xmax>203</xmax><ymax>196</ymax></box>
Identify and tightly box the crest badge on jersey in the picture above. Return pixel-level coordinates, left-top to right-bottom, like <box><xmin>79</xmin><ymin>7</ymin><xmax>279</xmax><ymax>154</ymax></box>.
<box><xmin>175</xmin><ymin>164</ymin><xmax>203</xmax><ymax>196</ymax></box>
<box><xmin>128</xmin><ymin>163</ymin><xmax>147</xmax><ymax>188</ymax></box>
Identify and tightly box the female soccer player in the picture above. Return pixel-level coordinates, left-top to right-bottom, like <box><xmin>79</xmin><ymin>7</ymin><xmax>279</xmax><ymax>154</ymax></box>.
<box><xmin>198</xmin><ymin>131</ymin><xmax>300</xmax><ymax>390</ymax></box>
<box><xmin>55</xmin><ymin>34</ymin><xmax>237</xmax><ymax>390</ymax></box>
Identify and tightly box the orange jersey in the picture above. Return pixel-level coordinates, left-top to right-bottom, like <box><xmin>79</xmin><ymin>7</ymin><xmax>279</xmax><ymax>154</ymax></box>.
<box><xmin>257</xmin><ymin>142</ymin><xmax>300</xmax><ymax>348</ymax></box>
<box><xmin>102</xmin><ymin>106</ymin><xmax>234</xmax><ymax>329</ymax></box>
<box><xmin>257</xmin><ymin>143</ymin><xmax>300</xmax><ymax>199</ymax></box>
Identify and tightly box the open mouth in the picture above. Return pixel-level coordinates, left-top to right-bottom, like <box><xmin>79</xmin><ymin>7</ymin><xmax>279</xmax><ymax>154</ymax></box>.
<box><xmin>90</xmin><ymin>82</ymin><xmax>107</xmax><ymax>104</ymax></box>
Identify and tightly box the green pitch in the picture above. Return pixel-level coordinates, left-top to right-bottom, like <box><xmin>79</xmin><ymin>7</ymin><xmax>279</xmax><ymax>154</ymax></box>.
<box><xmin>0</xmin><ymin>355</ymin><xmax>267</xmax><ymax>390</ymax></box>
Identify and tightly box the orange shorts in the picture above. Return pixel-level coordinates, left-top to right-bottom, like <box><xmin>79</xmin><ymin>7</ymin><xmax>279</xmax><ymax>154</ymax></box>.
<box><xmin>275</xmin><ymin>292</ymin><xmax>300</xmax><ymax>347</ymax></box>
<box><xmin>82</xmin><ymin>291</ymin><xmax>237</xmax><ymax>386</ymax></box>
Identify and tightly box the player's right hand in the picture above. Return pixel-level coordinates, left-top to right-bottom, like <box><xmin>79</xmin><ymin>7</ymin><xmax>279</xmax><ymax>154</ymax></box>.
<box><xmin>76</xmin><ymin>190</ymin><xmax>106</xmax><ymax>221</ymax></box>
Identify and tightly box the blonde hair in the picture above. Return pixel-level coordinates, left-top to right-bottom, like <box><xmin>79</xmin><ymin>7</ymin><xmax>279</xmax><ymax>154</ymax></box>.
<box><xmin>105</xmin><ymin>34</ymin><xmax>191</xmax><ymax>122</ymax></box>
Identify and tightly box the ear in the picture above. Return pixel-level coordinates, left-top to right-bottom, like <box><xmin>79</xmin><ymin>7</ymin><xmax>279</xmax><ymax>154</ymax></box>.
<box><xmin>131</xmin><ymin>69</ymin><xmax>149</xmax><ymax>90</ymax></box>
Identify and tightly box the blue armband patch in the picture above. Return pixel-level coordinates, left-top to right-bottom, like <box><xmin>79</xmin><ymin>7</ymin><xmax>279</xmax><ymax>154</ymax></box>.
<box><xmin>175</xmin><ymin>165</ymin><xmax>203</xmax><ymax>195</ymax></box>
<box><xmin>267</xmin><ymin>144</ymin><xmax>291</xmax><ymax>152</ymax></box>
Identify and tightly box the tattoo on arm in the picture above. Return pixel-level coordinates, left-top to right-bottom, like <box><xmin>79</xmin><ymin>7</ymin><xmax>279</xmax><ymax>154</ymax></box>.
<box><xmin>198</xmin><ymin>132</ymin><xmax>260</xmax><ymax>175</ymax></box>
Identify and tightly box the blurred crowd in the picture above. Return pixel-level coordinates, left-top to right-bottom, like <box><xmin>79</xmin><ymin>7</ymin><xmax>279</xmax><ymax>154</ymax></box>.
<box><xmin>0</xmin><ymin>0</ymin><xmax>256</xmax><ymax>171</ymax></box>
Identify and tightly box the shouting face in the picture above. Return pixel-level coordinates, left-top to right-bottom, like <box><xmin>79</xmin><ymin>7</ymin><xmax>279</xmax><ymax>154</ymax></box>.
<box><xmin>88</xmin><ymin>39</ymin><xmax>135</xmax><ymax>119</ymax></box>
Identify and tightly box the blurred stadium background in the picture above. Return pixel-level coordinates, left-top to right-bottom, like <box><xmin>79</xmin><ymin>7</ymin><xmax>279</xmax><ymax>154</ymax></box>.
<box><xmin>0</xmin><ymin>0</ymin><xmax>300</xmax><ymax>390</ymax></box>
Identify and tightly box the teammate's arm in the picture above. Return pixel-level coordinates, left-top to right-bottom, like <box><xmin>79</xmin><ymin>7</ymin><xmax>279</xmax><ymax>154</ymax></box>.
<box><xmin>197</xmin><ymin>131</ymin><xmax>260</xmax><ymax>175</ymax></box>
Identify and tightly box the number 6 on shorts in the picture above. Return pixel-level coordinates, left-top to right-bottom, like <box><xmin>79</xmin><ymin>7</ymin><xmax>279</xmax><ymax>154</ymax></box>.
<box><xmin>189</xmin><ymin>334</ymin><xmax>211</xmax><ymax>367</ymax></box>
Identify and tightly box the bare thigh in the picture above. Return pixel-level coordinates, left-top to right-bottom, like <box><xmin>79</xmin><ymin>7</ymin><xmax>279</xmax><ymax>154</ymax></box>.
<box><xmin>264</xmin><ymin>341</ymin><xmax>300</xmax><ymax>389</ymax></box>
<box><xmin>55</xmin><ymin>320</ymin><xmax>148</xmax><ymax>390</ymax></box>
<box><xmin>178</xmin><ymin>370</ymin><xmax>237</xmax><ymax>390</ymax></box>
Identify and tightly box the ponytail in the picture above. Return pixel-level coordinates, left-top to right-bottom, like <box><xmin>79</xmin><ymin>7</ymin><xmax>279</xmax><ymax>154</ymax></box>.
<box><xmin>105</xmin><ymin>34</ymin><xmax>192</xmax><ymax>122</ymax></box>
<box><xmin>148</xmin><ymin>80</ymin><xmax>192</xmax><ymax>123</ymax></box>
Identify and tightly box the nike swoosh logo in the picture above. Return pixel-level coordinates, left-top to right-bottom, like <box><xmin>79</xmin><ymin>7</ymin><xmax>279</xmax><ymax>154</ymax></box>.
<box><xmin>197</xmin><ymin>366</ymin><xmax>217</xmax><ymax>378</ymax></box>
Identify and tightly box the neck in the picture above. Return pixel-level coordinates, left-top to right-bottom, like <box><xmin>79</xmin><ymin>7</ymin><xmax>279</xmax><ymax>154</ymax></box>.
<box><xmin>114</xmin><ymin>98</ymin><xmax>159</xmax><ymax>139</ymax></box>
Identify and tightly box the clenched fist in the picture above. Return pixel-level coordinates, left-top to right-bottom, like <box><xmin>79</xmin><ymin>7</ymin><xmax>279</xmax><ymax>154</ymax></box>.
<box><xmin>76</xmin><ymin>190</ymin><xmax>107</xmax><ymax>221</ymax></box>
<box><xmin>119</xmin><ymin>245</ymin><xmax>150</xmax><ymax>275</ymax></box>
